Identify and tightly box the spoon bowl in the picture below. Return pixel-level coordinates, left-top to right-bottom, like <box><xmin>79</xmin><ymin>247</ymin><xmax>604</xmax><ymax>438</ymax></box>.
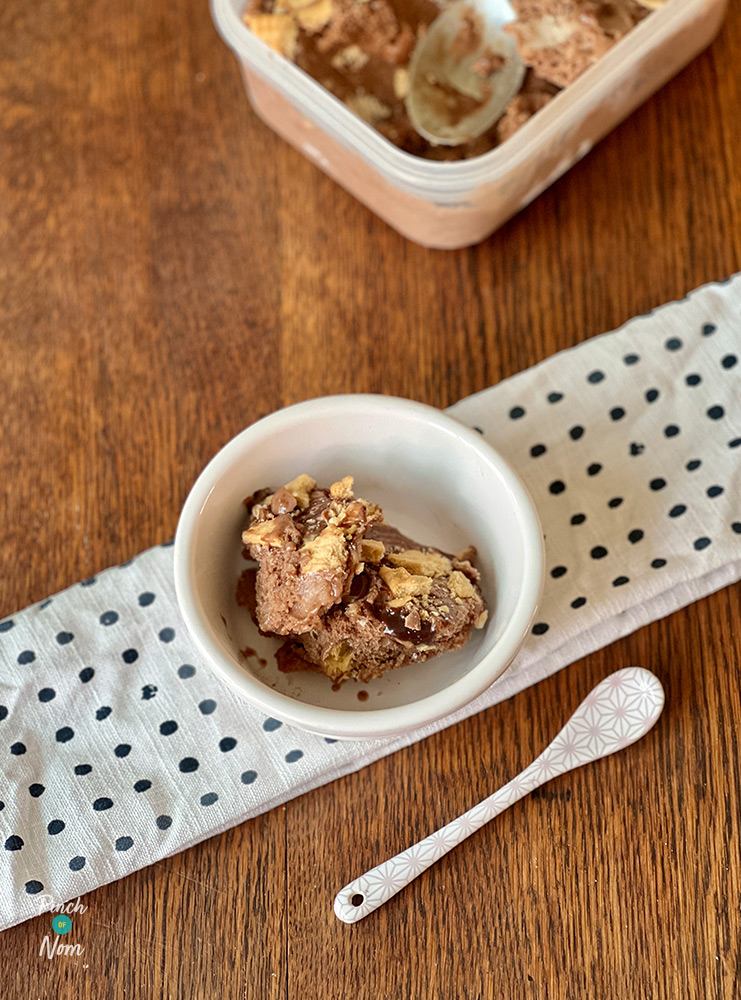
<box><xmin>406</xmin><ymin>0</ymin><xmax>525</xmax><ymax>146</ymax></box>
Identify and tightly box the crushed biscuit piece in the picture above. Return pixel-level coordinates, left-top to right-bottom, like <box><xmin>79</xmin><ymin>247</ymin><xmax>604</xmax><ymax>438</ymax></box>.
<box><xmin>299</xmin><ymin>524</ymin><xmax>347</xmax><ymax>573</ymax></box>
<box><xmin>242</xmin><ymin>519</ymin><xmax>287</xmax><ymax>548</ymax></box>
<box><xmin>295</xmin><ymin>0</ymin><xmax>334</xmax><ymax>33</ymax></box>
<box><xmin>387</xmin><ymin>548</ymin><xmax>453</xmax><ymax>578</ymax></box>
<box><xmin>282</xmin><ymin>0</ymin><xmax>319</xmax><ymax>10</ymax></box>
<box><xmin>323</xmin><ymin>641</ymin><xmax>355</xmax><ymax>679</ymax></box>
<box><xmin>346</xmin><ymin>94</ymin><xmax>393</xmax><ymax>125</ymax></box>
<box><xmin>455</xmin><ymin>546</ymin><xmax>477</xmax><ymax>563</ymax></box>
<box><xmin>448</xmin><ymin>570</ymin><xmax>476</xmax><ymax>599</ymax></box>
<box><xmin>393</xmin><ymin>67</ymin><xmax>409</xmax><ymax>100</ymax></box>
<box><xmin>331</xmin><ymin>44</ymin><xmax>370</xmax><ymax>72</ymax></box>
<box><xmin>380</xmin><ymin>565</ymin><xmax>432</xmax><ymax>601</ymax></box>
<box><xmin>283</xmin><ymin>473</ymin><xmax>316</xmax><ymax>509</ymax></box>
<box><xmin>475</xmin><ymin>609</ymin><xmax>489</xmax><ymax>629</ymax></box>
<box><xmin>243</xmin><ymin>12</ymin><xmax>298</xmax><ymax>59</ymax></box>
<box><xmin>330</xmin><ymin>476</ymin><xmax>355</xmax><ymax>500</ymax></box>
<box><xmin>360</xmin><ymin>538</ymin><xmax>385</xmax><ymax>563</ymax></box>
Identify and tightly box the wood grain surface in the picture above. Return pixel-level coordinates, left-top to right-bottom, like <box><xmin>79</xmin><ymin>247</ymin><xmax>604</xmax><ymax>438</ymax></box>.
<box><xmin>1</xmin><ymin>0</ymin><xmax>740</xmax><ymax>997</ymax></box>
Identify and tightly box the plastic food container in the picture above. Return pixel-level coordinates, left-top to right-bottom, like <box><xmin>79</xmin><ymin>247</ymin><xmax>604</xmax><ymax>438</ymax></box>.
<box><xmin>211</xmin><ymin>0</ymin><xmax>728</xmax><ymax>249</ymax></box>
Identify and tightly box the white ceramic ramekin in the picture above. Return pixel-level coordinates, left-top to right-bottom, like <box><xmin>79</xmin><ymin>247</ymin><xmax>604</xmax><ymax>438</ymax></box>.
<box><xmin>174</xmin><ymin>395</ymin><xmax>544</xmax><ymax>739</ymax></box>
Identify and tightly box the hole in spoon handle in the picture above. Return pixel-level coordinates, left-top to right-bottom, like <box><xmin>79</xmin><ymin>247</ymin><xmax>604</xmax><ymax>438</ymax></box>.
<box><xmin>333</xmin><ymin>830</ymin><xmax>450</xmax><ymax>925</ymax></box>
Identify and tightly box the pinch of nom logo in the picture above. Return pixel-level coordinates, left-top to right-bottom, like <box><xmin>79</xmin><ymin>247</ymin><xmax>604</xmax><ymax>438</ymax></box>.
<box><xmin>38</xmin><ymin>896</ymin><xmax>87</xmax><ymax>959</ymax></box>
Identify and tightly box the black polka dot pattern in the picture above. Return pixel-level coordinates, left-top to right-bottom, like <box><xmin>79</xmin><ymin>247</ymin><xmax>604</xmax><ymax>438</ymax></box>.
<box><xmin>0</xmin><ymin>282</ymin><xmax>739</xmax><ymax>924</ymax></box>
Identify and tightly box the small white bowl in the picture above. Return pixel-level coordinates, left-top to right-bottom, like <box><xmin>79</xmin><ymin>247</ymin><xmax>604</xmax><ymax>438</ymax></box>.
<box><xmin>174</xmin><ymin>395</ymin><xmax>544</xmax><ymax>740</ymax></box>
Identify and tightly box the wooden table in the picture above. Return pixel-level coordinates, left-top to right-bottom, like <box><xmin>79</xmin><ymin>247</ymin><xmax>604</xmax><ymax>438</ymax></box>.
<box><xmin>1</xmin><ymin>1</ymin><xmax>740</xmax><ymax>996</ymax></box>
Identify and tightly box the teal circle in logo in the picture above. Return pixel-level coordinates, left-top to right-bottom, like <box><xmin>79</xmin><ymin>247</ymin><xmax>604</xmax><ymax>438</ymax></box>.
<box><xmin>52</xmin><ymin>915</ymin><xmax>72</xmax><ymax>935</ymax></box>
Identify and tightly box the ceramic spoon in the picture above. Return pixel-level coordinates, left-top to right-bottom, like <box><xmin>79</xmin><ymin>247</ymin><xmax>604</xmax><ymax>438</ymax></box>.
<box><xmin>406</xmin><ymin>0</ymin><xmax>525</xmax><ymax>146</ymax></box>
<box><xmin>334</xmin><ymin>666</ymin><xmax>664</xmax><ymax>924</ymax></box>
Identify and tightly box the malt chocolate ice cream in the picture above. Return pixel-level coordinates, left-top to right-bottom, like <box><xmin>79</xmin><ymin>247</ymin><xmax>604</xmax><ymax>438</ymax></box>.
<box><xmin>242</xmin><ymin>0</ymin><xmax>651</xmax><ymax>159</ymax></box>
<box><xmin>239</xmin><ymin>475</ymin><xmax>488</xmax><ymax>684</ymax></box>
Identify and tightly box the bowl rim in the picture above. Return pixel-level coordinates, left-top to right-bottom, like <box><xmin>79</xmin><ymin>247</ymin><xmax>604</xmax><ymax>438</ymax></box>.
<box><xmin>174</xmin><ymin>394</ymin><xmax>545</xmax><ymax>739</ymax></box>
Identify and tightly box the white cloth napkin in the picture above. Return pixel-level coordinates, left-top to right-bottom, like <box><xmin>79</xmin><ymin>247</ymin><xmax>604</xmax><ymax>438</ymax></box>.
<box><xmin>1</xmin><ymin>276</ymin><xmax>740</xmax><ymax>931</ymax></box>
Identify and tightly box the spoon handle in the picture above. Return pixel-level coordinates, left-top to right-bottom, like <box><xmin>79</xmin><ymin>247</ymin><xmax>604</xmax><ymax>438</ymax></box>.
<box><xmin>333</xmin><ymin>666</ymin><xmax>664</xmax><ymax>924</ymax></box>
<box><xmin>333</xmin><ymin>755</ymin><xmax>547</xmax><ymax>924</ymax></box>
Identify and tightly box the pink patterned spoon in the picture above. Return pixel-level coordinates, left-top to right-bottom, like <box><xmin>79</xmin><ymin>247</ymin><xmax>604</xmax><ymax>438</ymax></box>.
<box><xmin>334</xmin><ymin>666</ymin><xmax>664</xmax><ymax>924</ymax></box>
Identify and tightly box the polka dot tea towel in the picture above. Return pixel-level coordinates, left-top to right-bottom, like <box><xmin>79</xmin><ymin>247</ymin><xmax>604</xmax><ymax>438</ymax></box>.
<box><xmin>1</xmin><ymin>275</ymin><xmax>740</xmax><ymax>931</ymax></box>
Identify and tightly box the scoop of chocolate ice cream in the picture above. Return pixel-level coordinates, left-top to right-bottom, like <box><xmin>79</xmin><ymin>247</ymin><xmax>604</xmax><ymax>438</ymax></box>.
<box><xmin>239</xmin><ymin>476</ymin><xmax>488</xmax><ymax>684</ymax></box>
